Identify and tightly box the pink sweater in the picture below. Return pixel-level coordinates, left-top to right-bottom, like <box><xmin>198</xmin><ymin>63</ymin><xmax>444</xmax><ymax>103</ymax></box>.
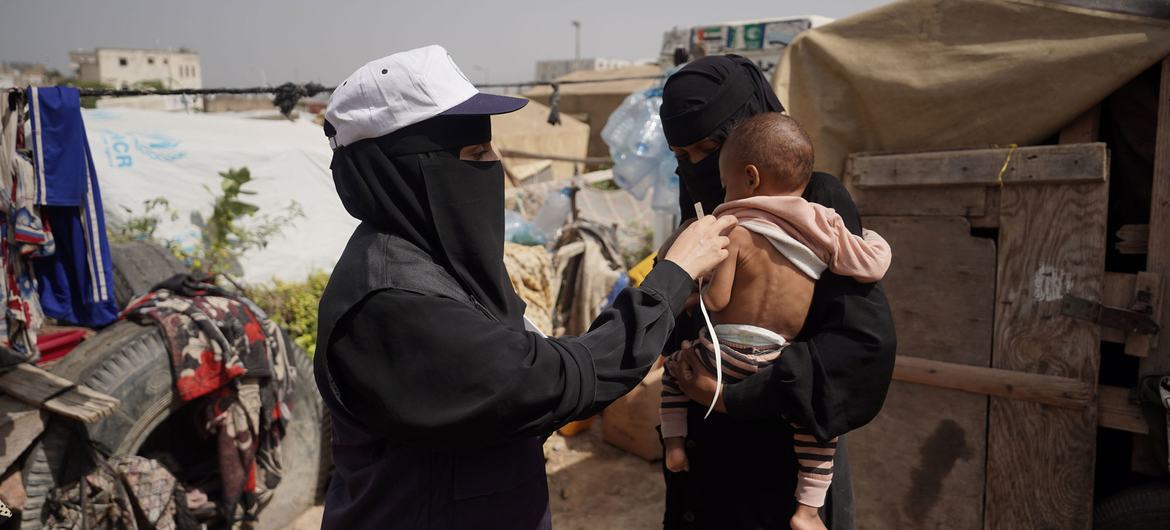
<box><xmin>713</xmin><ymin>196</ymin><xmax>892</xmax><ymax>283</ymax></box>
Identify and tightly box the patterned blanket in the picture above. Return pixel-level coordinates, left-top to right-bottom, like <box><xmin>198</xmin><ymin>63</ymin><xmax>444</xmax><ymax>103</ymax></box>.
<box><xmin>45</xmin><ymin>455</ymin><xmax>193</xmax><ymax>530</ymax></box>
<box><xmin>121</xmin><ymin>275</ymin><xmax>295</xmax><ymax>526</ymax></box>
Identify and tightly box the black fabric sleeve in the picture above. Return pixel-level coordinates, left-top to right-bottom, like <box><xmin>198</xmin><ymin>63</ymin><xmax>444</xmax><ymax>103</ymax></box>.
<box><xmin>328</xmin><ymin>260</ymin><xmax>694</xmax><ymax>446</ymax></box>
<box><xmin>721</xmin><ymin>173</ymin><xmax>897</xmax><ymax>441</ymax></box>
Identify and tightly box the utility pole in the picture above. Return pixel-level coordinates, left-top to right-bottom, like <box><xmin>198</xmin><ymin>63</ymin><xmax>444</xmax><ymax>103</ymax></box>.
<box><xmin>472</xmin><ymin>65</ymin><xmax>489</xmax><ymax>86</ymax></box>
<box><xmin>572</xmin><ymin>20</ymin><xmax>581</xmax><ymax>61</ymax></box>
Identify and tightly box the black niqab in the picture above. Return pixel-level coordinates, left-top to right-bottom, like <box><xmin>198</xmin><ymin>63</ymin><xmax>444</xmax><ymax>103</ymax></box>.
<box><xmin>660</xmin><ymin>55</ymin><xmax>784</xmax><ymax>219</ymax></box>
<box><xmin>328</xmin><ymin>115</ymin><xmax>525</xmax><ymax>329</ymax></box>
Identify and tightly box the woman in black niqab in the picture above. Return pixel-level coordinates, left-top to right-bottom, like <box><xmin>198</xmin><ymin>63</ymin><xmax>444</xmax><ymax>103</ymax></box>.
<box><xmin>660</xmin><ymin>54</ymin><xmax>784</xmax><ymax>219</ymax></box>
<box><xmin>314</xmin><ymin>106</ymin><xmax>736</xmax><ymax>530</ymax></box>
<box><xmin>327</xmin><ymin>114</ymin><xmax>525</xmax><ymax>329</ymax></box>
<box><xmin>656</xmin><ymin>55</ymin><xmax>897</xmax><ymax>530</ymax></box>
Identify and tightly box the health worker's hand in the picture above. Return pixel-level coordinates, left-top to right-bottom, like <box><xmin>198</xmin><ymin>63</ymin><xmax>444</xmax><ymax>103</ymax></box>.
<box><xmin>663</xmin><ymin>215</ymin><xmax>737</xmax><ymax>281</ymax></box>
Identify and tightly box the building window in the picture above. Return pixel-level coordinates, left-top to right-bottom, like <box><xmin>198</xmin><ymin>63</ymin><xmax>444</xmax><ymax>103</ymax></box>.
<box><xmin>147</xmin><ymin>57</ymin><xmax>155</xmax><ymax>65</ymax></box>
<box><xmin>119</xmin><ymin>57</ymin><xmax>128</xmax><ymax>66</ymax></box>
<box><xmin>163</xmin><ymin>58</ymin><xmax>169</xmax><ymax>65</ymax></box>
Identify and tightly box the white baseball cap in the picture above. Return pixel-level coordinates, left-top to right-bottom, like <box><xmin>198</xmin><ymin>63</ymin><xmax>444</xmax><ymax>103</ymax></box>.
<box><xmin>325</xmin><ymin>44</ymin><xmax>527</xmax><ymax>148</ymax></box>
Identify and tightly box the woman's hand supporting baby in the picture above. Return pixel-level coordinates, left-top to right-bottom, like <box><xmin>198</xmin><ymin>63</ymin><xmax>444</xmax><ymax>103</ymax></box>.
<box><xmin>666</xmin><ymin>341</ymin><xmax>728</xmax><ymax>414</ymax></box>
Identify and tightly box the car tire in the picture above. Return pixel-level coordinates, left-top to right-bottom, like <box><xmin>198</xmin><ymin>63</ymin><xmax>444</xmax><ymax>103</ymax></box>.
<box><xmin>19</xmin><ymin>321</ymin><xmax>328</xmax><ymax>530</ymax></box>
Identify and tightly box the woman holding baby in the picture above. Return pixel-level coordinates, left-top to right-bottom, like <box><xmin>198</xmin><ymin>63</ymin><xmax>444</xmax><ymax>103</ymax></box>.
<box><xmin>657</xmin><ymin>55</ymin><xmax>897</xmax><ymax>530</ymax></box>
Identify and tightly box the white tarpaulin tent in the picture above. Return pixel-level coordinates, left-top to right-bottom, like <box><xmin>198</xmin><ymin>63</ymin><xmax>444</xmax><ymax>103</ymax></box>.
<box><xmin>83</xmin><ymin>108</ymin><xmax>356</xmax><ymax>284</ymax></box>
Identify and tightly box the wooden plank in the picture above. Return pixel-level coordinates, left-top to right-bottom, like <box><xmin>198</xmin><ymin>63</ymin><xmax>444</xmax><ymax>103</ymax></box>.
<box><xmin>845</xmin><ymin>153</ymin><xmax>989</xmax><ymax>217</ymax></box>
<box><xmin>1102</xmin><ymin>272</ymin><xmax>1134</xmax><ymax>344</ymax></box>
<box><xmin>968</xmin><ymin>187</ymin><xmax>1001</xmax><ymax>229</ymax></box>
<box><xmin>0</xmin><ymin>362</ymin><xmax>73</xmax><ymax>404</ymax></box>
<box><xmin>1097</xmin><ymin>271</ymin><xmax>1161</xmax><ymax>352</ymax></box>
<box><xmin>0</xmin><ymin>467</ymin><xmax>23</xmax><ymax>512</ymax></box>
<box><xmin>850</xmin><ymin>143</ymin><xmax>1108</xmax><ymax>189</ymax></box>
<box><xmin>894</xmin><ymin>355</ymin><xmax>1092</xmax><ymax>409</ymax></box>
<box><xmin>0</xmin><ymin>396</ymin><xmax>44</xmax><ymax>473</ymax></box>
<box><xmin>1125</xmin><ymin>272</ymin><xmax>1161</xmax><ymax>356</ymax></box>
<box><xmin>985</xmin><ymin>181</ymin><xmax>1107</xmax><ymax>530</ymax></box>
<box><xmin>1141</xmin><ymin>57</ymin><xmax>1170</xmax><ymax>380</ymax></box>
<box><xmin>852</xmin><ymin>186</ymin><xmax>988</xmax><ymax>217</ymax></box>
<box><xmin>1059</xmin><ymin>105</ymin><xmax>1101</xmax><ymax>144</ymax></box>
<box><xmin>0</xmin><ymin>363</ymin><xmax>119</xmax><ymax>423</ymax></box>
<box><xmin>1115</xmin><ymin>224</ymin><xmax>1149</xmax><ymax>255</ymax></box>
<box><xmin>1096</xmin><ymin>385</ymin><xmax>1147</xmax><ymax>434</ymax></box>
<box><xmin>1103</xmin><ymin>272</ymin><xmax>1136</xmax><ymax>310</ymax></box>
<box><xmin>852</xmin><ymin>216</ymin><xmax>992</xmax><ymax>530</ymax></box>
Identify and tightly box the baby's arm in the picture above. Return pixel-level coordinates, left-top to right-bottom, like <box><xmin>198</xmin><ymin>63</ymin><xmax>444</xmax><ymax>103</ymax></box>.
<box><xmin>700</xmin><ymin>226</ymin><xmax>747</xmax><ymax>312</ymax></box>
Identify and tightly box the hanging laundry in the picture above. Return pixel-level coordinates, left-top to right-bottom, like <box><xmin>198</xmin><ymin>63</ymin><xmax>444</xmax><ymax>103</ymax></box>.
<box><xmin>0</xmin><ymin>92</ymin><xmax>50</xmax><ymax>365</ymax></box>
<box><xmin>27</xmin><ymin>86</ymin><xmax>118</xmax><ymax>328</ymax></box>
<box><xmin>121</xmin><ymin>274</ymin><xmax>295</xmax><ymax>525</ymax></box>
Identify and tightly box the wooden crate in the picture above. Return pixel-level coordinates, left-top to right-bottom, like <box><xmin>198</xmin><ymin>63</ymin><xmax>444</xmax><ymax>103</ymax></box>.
<box><xmin>842</xmin><ymin>72</ymin><xmax>1170</xmax><ymax>527</ymax></box>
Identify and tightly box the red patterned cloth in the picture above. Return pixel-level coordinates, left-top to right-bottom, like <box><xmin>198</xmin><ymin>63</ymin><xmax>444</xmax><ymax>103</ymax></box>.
<box><xmin>122</xmin><ymin>289</ymin><xmax>267</xmax><ymax>401</ymax></box>
<box><xmin>35</xmin><ymin>329</ymin><xmax>90</xmax><ymax>365</ymax></box>
<box><xmin>121</xmin><ymin>275</ymin><xmax>294</xmax><ymax>525</ymax></box>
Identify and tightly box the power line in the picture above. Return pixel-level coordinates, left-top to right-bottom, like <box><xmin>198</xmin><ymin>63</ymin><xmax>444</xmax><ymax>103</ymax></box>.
<box><xmin>63</xmin><ymin>74</ymin><xmax>665</xmax><ymax>96</ymax></box>
<box><xmin>15</xmin><ymin>72</ymin><xmax>666</xmax><ymax>122</ymax></box>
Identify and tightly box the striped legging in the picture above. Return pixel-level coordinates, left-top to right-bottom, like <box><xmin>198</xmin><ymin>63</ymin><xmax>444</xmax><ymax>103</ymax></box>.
<box><xmin>660</xmin><ymin>325</ymin><xmax>838</xmax><ymax>508</ymax></box>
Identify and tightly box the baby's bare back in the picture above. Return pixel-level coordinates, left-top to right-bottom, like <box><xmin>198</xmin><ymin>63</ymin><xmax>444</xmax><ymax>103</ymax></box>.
<box><xmin>713</xmin><ymin>230</ymin><xmax>815</xmax><ymax>340</ymax></box>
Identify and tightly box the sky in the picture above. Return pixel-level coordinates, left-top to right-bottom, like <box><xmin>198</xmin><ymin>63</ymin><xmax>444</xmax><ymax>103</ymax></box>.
<box><xmin>1</xmin><ymin>0</ymin><xmax>889</xmax><ymax>88</ymax></box>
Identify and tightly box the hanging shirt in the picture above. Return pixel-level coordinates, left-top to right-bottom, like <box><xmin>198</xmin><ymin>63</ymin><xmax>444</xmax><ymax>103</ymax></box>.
<box><xmin>0</xmin><ymin>97</ymin><xmax>48</xmax><ymax>363</ymax></box>
<box><xmin>26</xmin><ymin>86</ymin><xmax>118</xmax><ymax>328</ymax></box>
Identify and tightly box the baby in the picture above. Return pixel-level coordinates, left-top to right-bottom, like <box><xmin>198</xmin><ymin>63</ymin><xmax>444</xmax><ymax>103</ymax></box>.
<box><xmin>660</xmin><ymin>113</ymin><xmax>891</xmax><ymax>530</ymax></box>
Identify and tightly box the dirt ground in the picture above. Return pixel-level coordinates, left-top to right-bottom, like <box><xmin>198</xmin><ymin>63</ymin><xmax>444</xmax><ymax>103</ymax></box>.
<box><xmin>284</xmin><ymin>418</ymin><xmax>664</xmax><ymax>529</ymax></box>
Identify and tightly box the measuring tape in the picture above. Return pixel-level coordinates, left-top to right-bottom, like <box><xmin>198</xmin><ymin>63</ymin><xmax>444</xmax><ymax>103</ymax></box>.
<box><xmin>693</xmin><ymin>202</ymin><xmax>723</xmax><ymax>419</ymax></box>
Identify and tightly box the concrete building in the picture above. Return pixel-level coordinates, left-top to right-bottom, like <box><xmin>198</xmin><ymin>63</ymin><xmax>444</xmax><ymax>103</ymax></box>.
<box><xmin>69</xmin><ymin>48</ymin><xmax>202</xmax><ymax>89</ymax></box>
<box><xmin>0</xmin><ymin>62</ymin><xmax>59</xmax><ymax>87</ymax></box>
<box><xmin>535</xmin><ymin>58</ymin><xmax>632</xmax><ymax>82</ymax></box>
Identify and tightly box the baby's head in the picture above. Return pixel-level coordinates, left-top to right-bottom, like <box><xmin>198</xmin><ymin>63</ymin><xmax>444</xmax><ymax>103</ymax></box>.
<box><xmin>718</xmin><ymin>113</ymin><xmax>814</xmax><ymax>201</ymax></box>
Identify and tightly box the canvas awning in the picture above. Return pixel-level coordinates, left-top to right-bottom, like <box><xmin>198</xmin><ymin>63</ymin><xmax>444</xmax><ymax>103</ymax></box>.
<box><xmin>775</xmin><ymin>0</ymin><xmax>1170</xmax><ymax>176</ymax></box>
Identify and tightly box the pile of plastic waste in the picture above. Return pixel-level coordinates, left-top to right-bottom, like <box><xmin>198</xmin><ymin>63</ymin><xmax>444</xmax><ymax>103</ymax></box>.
<box><xmin>503</xmin><ymin>83</ymin><xmax>678</xmax><ymax>247</ymax></box>
<box><xmin>601</xmin><ymin>88</ymin><xmax>679</xmax><ymax>213</ymax></box>
<box><xmin>504</xmin><ymin>187</ymin><xmax>572</xmax><ymax>246</ymax></box>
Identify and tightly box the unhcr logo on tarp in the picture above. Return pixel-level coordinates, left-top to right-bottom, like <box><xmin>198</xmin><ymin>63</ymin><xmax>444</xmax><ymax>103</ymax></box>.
<box><xmin>95</xmin><ymin>130</ymin><xmax>187</xmax><ymax>168</ymax></box>
<box><xmin>133</xmin><ymin>133</ymin><xmax>186</xmax><ymax>162</ymax></box>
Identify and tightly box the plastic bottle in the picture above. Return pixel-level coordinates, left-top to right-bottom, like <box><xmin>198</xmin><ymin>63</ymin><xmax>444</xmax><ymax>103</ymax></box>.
<box><xmin>601</xmin><ymin>91</ymin><xmax>647</xmax><ymax>148</ymax></box>
<box><xmin>531</xmin><ymin>188</ymin><xmax>572</xmax><ymax>243</ymax></box>
<box><xmin>504</xmin><ymin>209</ymin><xmax>523</xmax><ymax>236</ymax></box>
<box><xmin>612</xmin><ymin>151</ymin><xmax>657</xmax><ymax>200</ymax></box>
<box><xmin>604</xmin><ymin>86</ymin><xmax>674</xmax><ymax>203</ymax></box>
<box><xmin>632</xmin><ymin>113</ymin><xmax>665</xmax><ymax>157</ymax></box>
<box><xmin>651</xmin><ymin>160</ymin><xmax>680</xmax><ymax>213</ymax></box>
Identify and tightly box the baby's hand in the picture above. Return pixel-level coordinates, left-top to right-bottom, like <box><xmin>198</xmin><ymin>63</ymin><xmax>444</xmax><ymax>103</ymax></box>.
<box><xmin>664</xmin><ymin>437</ymin><xmax>690</xmax><ymax>472</ymax></box>
<box><xmin>790</xmin><ymin>503</ymin><xmax>827</xmax><ymax>530</ymax></box>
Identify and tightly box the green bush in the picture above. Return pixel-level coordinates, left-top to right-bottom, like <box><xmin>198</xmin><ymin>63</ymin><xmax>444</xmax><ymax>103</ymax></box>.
<box><xmin>188</xmin><ymin>167</ymin><xmax>304</xmax><ymax>275</ymax></box>
<box><xmin>106</xmin><ymin>166</ymin><xmax>315</xmax><ymax>350</ymax></box>
<box><xmin>248</xmin><ymin>271</ymin><xmax>329</xmax><ymax>356</ymax></box>
<box><xmin>107</xmin><ymin>198</ymin><xmax>177</xmax><ymax>244</ymax></box>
